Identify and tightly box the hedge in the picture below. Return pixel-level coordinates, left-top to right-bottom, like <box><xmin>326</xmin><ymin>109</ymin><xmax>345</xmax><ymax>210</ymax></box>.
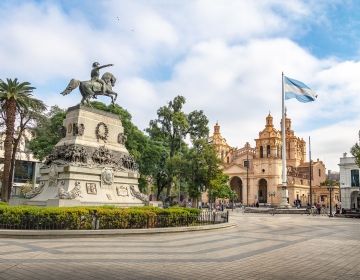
<box><xmin>0</xmin><ymin>205</ymin><xmax>202</xmax><ymax>230</ymax></box>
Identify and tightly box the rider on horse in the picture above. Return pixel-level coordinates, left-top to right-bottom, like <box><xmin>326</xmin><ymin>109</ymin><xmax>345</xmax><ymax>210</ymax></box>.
<box><xmin>60</xmin><ymin>62</ymin><xmax>118</xmax><ymax>106</ymax></box>
<box><xmin>91</xmin><ymin>62</ymin><xmax>113</xmax><ymax>94</ymax></box>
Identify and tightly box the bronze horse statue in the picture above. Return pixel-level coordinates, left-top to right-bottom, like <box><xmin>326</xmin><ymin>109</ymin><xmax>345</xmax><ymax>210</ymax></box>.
<box><xmin>60</xmin><ymin>72</ymin><xmax>118</xmax><ymax>105</ymax></box>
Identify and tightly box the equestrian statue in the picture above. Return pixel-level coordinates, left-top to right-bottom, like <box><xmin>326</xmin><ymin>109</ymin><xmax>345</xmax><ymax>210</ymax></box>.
<box><xmin>60</xmin><ymin>62</ymin><xmax>118</xmax><ymax>105</ymax></box>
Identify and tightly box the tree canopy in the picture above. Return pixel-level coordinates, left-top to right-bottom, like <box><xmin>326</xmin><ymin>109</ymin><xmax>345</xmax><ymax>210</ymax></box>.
<box><xmin>29</xmin><ymin>106</ymin><xmax>66</xmax><ymax>161</ymax></box>
<box><xmin>351</xmin><ymin>142</ymin><xmax>360</xmax><ymax>167</ymax></box>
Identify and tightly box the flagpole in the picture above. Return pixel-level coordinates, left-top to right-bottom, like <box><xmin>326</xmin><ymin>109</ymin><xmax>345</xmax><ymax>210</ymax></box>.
<box><xmin>309</xmin><ymin>136</ymin><xmax>312</xmax><ymax>206</ymax></box>
<box><xmin>280</xmin><ymin>72</ymin><xmax>289</xmax><ymax>207</ymax></box>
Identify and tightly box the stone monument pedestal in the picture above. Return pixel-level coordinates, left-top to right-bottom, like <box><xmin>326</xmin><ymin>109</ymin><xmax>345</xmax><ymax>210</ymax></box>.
<box><xmin>25</xmin><ymin>105</ymin><xmax>147</xmax><ymax>207</ymax></box>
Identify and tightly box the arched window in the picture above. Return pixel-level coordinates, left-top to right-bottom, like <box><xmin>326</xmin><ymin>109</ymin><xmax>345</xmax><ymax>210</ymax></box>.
<box><xmin>267</xmin><ymin>145</ymin><xmax>271</xmax><ymax>157</ymax></box>
<box><xmin>230</xmin><ymin>177</ymin><xmax>243</xmax><ymax>203</ymax></box>
<box><xmin>260</xmin><ymin>146</ymin><xmax>264</xmax><ymax>158</ymax></box>
<box><xmin>351</xmin><ymin>170</ymin><xmax>359</xmax><ymax>187</ymax></box>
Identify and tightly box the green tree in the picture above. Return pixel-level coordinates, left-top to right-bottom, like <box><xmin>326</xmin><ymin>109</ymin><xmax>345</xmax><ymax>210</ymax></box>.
<box><xmin>182</xmin><ymin>139</ymin><xmax>221</xmax><ymax>203</ymax></box>
<box><xmin>351</xmin><ymin>143</ymin><xmax>360</xmax><ymax>167</ymax></box>
<box><xmin>0</xmin><ymin>79</ymin><xmax>40</xmax><ymax>201</ymax></box>
<box><xmin>29</xmin><ymin>106</ymin><xmax>66</xmax><ymax>161</ymax></box>
<box><xmin>209</xmin><ymin>173</ymin><xmax>235</xmax><ymax>201</ymax></box>
<box><xmin>147</xmin><ymin>95</ymin><xmax>209</xmax><ymax>199</ymax></box>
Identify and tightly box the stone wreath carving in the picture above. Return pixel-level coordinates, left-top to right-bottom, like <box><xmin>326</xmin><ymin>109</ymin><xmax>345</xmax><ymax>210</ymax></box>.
<box><xmin>96</xmin><ymin>122</ymin><xmax>109</xmax><ymax>141</ymax></box>
<box><xmin>24</xmin><ymin>182</ymin><xmax>45</xmax><ymax>199</ymax></box>
<box><xmin>58</xmin><ymin>181</ymin><xmax>82</xmax><ymax>199</ymax></box>
<box><xmin>129</xmin><ymin>185</ymin><xmax>148</xmax><ymax>202</ymax></box>
<box><xmin>101</xmin><ymin>167</ymin><xmax>114</xmax><ymax>185</ymax></box>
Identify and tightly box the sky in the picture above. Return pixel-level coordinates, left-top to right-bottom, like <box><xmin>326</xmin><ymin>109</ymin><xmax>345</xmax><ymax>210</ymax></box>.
<box><xmin>0</xmin><ymin>0</ymin><xmax>359</xmax><ymax>172</ymax></box>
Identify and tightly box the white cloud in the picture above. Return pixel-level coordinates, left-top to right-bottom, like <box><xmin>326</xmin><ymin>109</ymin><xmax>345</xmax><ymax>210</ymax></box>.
<box><xmin>0</xmin><ymin>0</ymin><xmax>357</xmax><ymax>172</ymax></box>
<box><xmin>305</xmin><ymin>118</ymin><xmax>360</xmax><ymax>172</ymax></box>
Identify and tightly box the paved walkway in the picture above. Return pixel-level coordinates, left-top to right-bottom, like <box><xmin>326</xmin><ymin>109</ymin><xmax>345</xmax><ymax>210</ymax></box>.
<box><xmin>0</xmin><ymin>212</ymin><xmax>359</xmax><ymax>280</ymax></box>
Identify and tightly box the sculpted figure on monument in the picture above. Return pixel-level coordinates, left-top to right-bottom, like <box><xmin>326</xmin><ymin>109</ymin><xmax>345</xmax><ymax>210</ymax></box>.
<box><xmin>24</xmin><ymin>182</ymin><xmax>45</xmax><ymax>199</ymax></box>
<box><xmin>59</xmin><ymin>126</ymin><xmax>66</xmax><ymax>138</ymax></box>
<box><xmin>92</xmin><ymin>146</ymin><xmax>113</xmax><ymax>165</ymax></box>
<box><xmin>117</xmin><ymin>133</ymin><xmax>127</xmax><ymax>145</ymax></box>
<box><xmin>60</xmin><ymin>62</ymin><xmax>118</xmax><ymax>105</ymax></box>
<box><xmin>73</xmin><ymin>123</ymin><xmax>85</xmax><ymax>136</ymax></box>
<box><xmin>129</xmin><ymin>185</ymin><xmax>148</xmax><ymax>202</ymax></box>
<box><xmin>58</xmin><ymin>182</ymin><xmax>82</xmax><ymax>199</ymax></box>
<box><xmin>44</xmin><ymin>145</ymin><xmax>88</xmax><ymax>165</ymax></box>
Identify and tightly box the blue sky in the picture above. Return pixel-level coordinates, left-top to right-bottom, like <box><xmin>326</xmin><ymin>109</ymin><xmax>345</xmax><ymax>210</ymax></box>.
<box><xmin>295</xmin><ymin>1</ymin><xmax>360</xmax><ymax>60</ymax></box>
<box><xmin>0</xmin><ymin>0</ymin><xmax>360</xmax><ymax>171</ymax></box>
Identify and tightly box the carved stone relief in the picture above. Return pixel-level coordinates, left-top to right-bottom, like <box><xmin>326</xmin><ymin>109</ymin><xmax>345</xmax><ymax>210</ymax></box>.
<box><xmin>129</xmin><ymin>185</ymin><xmax>148</xmax><ymax>202</ymax></box>
<box><xmin>58</xmin><ymin>181</ymin><xmax>82</xmax><ymax>199</ymax></box>
<box><xmin>73</xmin><ymin>123</ymin><xmax>85</xmax><ymax>136</ymax></box>
<box><xmin>24</xmin><ymin>182</ymin><xmax>45</xmax><ymax>199</ymax></box>
<box><xmin>92</xmin><ymin>146</ymin><xmax>113</xmax><ymax>165</ymax></box>
<box><xmin>86</xmin><ymin>183</ymin><xmax>97</xmax><ymax>195</ymax></box>
<box><xmin>59</xmin><ymin>180</ymin><xmax>65</xmax><ymax>186</ymax></box>
<box><xmin>116</xmin><ymin>185</ymin><xmax>129</xmax><ymax>196</ymax></box>
<box><xmin>96</xmin><ymin>122</ymin><xmax>109</xmax><ymax>141</ymax></box>
<box><xmin>48</xmin><ymin>165</ymin><xmax>58</xmax><ymax>187</ymax></box>
<box><xmin>59</xmin><ymin>126</ymin><xmax>66</xmax><ymax>138</ymax></box>
<box><xmin>101</xmin><ymin>167</ymin><xmax>114</xmax><ymax>185</ymax></box>
<box><xmin>117</xmin><ymin>133</ymin><xmax>127</xmax><ymax>145</ymax></box>
<box><xmin>44</xmin><ymin>144</ymin><xmax>138</xmax><ymax>172</ymax></box>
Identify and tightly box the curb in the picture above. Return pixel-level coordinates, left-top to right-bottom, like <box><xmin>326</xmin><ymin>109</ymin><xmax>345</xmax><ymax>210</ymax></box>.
<box><xmin>0</xmin><ymin>222</ymin><xmax>236</xmax><ymax>239</ymax></box>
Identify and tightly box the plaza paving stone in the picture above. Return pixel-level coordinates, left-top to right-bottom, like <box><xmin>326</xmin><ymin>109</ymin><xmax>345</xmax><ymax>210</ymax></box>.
<box><xmin>0</xmin><ymin>212</ymin><xmax>359</xmax><ymax>280</ymax></box>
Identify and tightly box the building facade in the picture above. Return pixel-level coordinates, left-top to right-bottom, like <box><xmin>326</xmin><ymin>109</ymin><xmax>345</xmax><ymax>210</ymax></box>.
<box><xmin>339</xmin><ymin>153</ymin><xmax>360</xmax><ymax>210</ymax></box>
<box><xmin>209</xmin><ymin>114</ymin><xmax>337</xmax><ymax>207</ymax></box>
<box><xmin>0</xmin><ymin>129</ymin><xmax>41</xmax><ymax>197</ymax></box>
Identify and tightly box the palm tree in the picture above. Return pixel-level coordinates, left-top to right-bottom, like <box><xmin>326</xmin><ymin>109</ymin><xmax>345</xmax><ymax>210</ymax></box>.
<box><xmin>7</xmin><ymin>100</ymin><xmax>47</xmax><ymax>198</ymax></box>
<box><xmin>0</xmin><ymin>79</ymin><xmax>36</xmax><ymax>202</ymax></box>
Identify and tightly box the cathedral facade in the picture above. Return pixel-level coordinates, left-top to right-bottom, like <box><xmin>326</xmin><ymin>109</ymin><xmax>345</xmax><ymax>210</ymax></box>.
<box><xmin>209</xmin><ymin>114</ymin><xmax>329</xmax><ymax>206</ymax></box>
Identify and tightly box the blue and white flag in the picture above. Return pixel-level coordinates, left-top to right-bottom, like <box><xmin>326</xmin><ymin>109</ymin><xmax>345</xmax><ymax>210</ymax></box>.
<box><xmin>284</xmin><ymin>76</ymin><xmax>317</xmax><ymax>103</ymax></box>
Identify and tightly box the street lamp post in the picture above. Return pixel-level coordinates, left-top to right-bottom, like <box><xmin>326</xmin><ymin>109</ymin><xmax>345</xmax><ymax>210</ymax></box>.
<box><xmin>246</xmin><ymin>151</ymin><xmax>249</xmax><ymax>206</ymax></box>
<box><xmin>269</xmin><ymin>191</ymin><xmax>276</xmax><ymax>207</ymax></box>
<box><xmin>327</xmin><ymin>183</ymin><xmax>334</xmax><ymax>217</ymax></box>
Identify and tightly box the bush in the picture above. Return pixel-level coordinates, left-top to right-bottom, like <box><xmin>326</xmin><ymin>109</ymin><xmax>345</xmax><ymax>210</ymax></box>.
<box><xmin>0</xmin><ymin>205</ymin><xmax>202</xmax><ymax>230</ymax></box>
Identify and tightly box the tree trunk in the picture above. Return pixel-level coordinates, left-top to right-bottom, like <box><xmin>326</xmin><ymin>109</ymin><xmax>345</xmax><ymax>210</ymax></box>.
<box><xmin>1</xmin><ymin>99</ymin><xmax>16</xmax><ymax>202</ymax></box>
<box><xmin>8</xmin><ymin>136</ymin><xmax>21</xmax><ymax>200</ymax></box>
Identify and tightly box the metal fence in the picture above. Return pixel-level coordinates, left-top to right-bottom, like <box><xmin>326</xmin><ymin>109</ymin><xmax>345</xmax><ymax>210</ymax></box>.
<box><xmin>0</xmin><ymin>211</ymin><xmax>229</xmax><ymax>230</ymax></box>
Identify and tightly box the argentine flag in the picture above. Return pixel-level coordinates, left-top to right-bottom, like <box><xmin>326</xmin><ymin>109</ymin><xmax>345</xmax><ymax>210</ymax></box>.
<box><xmin>284</xmin><ymin>76</ymin><xmax>317</xmax><ymax>103</ymax></box>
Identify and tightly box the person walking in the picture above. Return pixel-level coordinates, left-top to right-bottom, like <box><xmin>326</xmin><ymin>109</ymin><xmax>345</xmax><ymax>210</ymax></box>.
<box><xmin>316</xmin><ymin>202</ymin><xmax>321</xmax><ymax>215</ymax></box>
